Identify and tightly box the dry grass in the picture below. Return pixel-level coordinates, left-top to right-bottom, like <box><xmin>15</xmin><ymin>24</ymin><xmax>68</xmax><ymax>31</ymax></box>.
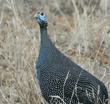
<box><xmin>0</xmin><ymin>0</ymin><xmax>110</xmax><ymax>104</ymax></box>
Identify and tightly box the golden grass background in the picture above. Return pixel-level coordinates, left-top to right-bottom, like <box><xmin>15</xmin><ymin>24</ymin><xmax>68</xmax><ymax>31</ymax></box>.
<box><xmin>0</xmin><ymin>0</ymin><xmax>110</xmax><ymax>103</ymax></box>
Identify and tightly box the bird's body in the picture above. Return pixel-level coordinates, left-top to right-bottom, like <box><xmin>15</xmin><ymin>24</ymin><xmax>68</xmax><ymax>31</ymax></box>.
<box><xmin>34</xmin><ymin>12</ymin><xmax>108</xmax><ymax>104</ymax></box>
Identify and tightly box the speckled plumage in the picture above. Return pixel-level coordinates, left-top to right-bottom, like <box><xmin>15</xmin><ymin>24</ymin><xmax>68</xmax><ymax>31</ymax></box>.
<box><xmin>34</xmin><ymin>12</ymin><xmax>108</xmax><ymax>104</ymax></box>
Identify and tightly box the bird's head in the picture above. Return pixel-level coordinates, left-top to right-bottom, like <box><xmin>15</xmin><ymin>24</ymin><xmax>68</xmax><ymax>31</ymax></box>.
<box><xmin>34</xmin><ymin>11</ymin><xmax>47</xmax><ymax>27</ymax></box>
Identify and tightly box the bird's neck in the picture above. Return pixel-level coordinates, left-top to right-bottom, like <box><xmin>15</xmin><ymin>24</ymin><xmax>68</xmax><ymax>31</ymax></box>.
<box><xmin>40</xmin><ymin>26</ymin><xmax>54</xmax><ymax>48</ymax></box>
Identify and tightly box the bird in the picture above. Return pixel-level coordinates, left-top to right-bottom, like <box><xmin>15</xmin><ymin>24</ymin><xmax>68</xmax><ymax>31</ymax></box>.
<box><xmin>34</xmin><ymin>11</ymin><xmax>108</xmax><ymax>104</ymax></box>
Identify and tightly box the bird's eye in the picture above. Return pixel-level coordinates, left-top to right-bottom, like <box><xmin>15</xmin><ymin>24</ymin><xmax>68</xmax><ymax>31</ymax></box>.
<box><xmin>41</xmin><ymin>12</ymin><xmax>44</xmax><ymax>16</ymax></box>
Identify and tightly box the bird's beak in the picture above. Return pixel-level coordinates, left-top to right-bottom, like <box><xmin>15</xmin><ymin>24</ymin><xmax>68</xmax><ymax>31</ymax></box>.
<box><xmin>34</xmin><ymin>11</ymin><xmax>41</xmax><ymax>20</ymax></box>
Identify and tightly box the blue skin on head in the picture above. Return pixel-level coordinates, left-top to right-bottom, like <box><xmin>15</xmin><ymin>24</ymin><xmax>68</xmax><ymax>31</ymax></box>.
<box><xmin>34</xmin><ymin>13</ymin><xmax>46</xmax><ymax>24</ymax></box>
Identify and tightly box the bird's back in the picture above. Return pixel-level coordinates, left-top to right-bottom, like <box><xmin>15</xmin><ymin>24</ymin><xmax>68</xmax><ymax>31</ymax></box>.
<box><xmin>36</xmin><ymin>43</ymin><xmax>108</xmax><ymax>104</ymax></box>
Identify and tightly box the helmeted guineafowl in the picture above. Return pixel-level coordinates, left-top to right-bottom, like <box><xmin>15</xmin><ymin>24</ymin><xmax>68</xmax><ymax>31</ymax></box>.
<box><xmin>34</xmin><ymin>11</ymin><xmax>108</xmax><ymax>104</ymax></box>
